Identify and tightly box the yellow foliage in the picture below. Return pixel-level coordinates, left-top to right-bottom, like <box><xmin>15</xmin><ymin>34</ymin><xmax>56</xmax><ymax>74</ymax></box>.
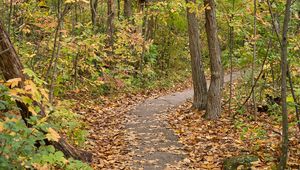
<box><xmin>46</xmin><ymin>128</ymin><xmax>61</xmax><ymax>142</ymax></box>
<box><xmin>6</xmin><ymin>78</ymin><xmax>22</xmax><ymax>88</ymax></box>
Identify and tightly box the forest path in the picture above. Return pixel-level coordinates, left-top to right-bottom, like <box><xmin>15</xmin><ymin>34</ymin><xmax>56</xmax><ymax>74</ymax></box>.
<box><xmin>126</xmin><ymin>71</ymin><xmax>243</xmax><ymax>169</ymax></box>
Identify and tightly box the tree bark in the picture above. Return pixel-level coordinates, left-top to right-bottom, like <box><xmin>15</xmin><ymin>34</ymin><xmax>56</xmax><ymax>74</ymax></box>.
<box><xmin>228</xmin><ymin>0</ymin><xmax>235</xmax><ymax>113</ymax></box>
<box><xmin>117</xmin><ymin>0</ymin><xmax>120</xmax><ymax>19</ymax></box>
<box><xmin>90</xmin><ymin>0</ymin><xmax>98</xmax><ymax>27</ymax></box>
<box><xmin>45</xmin><ymin>4</ymin><xmax>71</xmax><ymax>81</ymax></box>
<box><xmin>107</xmin><ymin>0</ymin><xmax>114</xmax><ymax>52</ymax></box>
<box><xmin>203</xmin><ymin>0</ymin><xmax>223</xmax><ymax>119</ymax></box>
<box><xmin>287</xmin><ymin>64</ymin><xmax>300</xmax><ymax>132</ymax></box>
<box><xmin>186</xmin><ymin>0</ymin><xmax>207</xmax><ymax>110</ymax></box>
<box><xmin>8</xmin><ymin>0</ymin><xmax>13</xmax><ymax>35</ymax></box>
<box><xmin>251</xmin><ymin>0</ymin><xmax>257</xmax><ymax>120</ymax></box>
<box><xmin>0</xmin><ymin>20</ymin><xmax>92</xmax><ymax>163</ymax></box>
<box><xmin>49</xmin><ymin>0</ymin><xmax>63</xmax><ymax>105</ymax></box>
<box><xmin>279</xmin><ymin>0</ymin><xmax>292</xmax><ymax>168</ymax></box>
<box><xmin>124</xmin><ymin>0</ymin><xmax>132</xmax><ymax>18</ymax></box>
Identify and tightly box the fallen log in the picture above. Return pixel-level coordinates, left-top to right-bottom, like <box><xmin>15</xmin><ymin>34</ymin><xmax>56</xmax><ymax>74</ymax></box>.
<box><xmin>0</xmin><ymin>20</ymin><xmax>92</xmax><ymax>163</ymax></box>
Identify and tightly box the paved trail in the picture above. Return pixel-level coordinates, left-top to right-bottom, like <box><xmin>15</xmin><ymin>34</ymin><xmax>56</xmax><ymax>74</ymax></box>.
<box><xmin>126</xmin><ymin>71</ymin><xmax>243</xmax><ymax>170</ymax></box>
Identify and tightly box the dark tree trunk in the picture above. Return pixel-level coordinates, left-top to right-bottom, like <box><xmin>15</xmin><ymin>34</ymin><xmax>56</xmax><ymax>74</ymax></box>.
<box><xmin>124</xmin><ymin>0</ymin><xmax>132</xmax><ymax>18</ymax></box>
<box><xmin>203</xmin><ymin>0</ymin><xmax>223</xmax><ymax>119</ymax></box>
<box><xmin>186</xmin><ymin>0</ymin><xmax>207</xmax><ymax>110</ymax></box>
<box><xmin>0</xmin><ymin>20</ymin><xmax>92</xmax><ymax>163</ymax></box>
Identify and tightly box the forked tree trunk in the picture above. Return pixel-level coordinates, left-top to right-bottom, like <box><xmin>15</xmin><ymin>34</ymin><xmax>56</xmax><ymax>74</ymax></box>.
<box><xmin>186</xmin><ymin>0</ymin><xmax>207</xmax><ymax>110</ymax></box>
<box><xmin>90</xmin><ymin>0</ymin><xmax>98</xmax><ymax>27</ymax></box>
<box><xmin>203</xmin><ymin>0</ymin><xmax>223</xmax><ymax>119</ymax></box>
<box><xmin>0</xmin><ymin>20</ymin><xmax>92</xmax><ymax>163</ymax></box>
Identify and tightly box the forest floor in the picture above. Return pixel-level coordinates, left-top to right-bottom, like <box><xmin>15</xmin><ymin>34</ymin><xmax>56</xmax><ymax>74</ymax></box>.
<box><xmin>74</xmin><ymin>70</ymin><xmax>300</xmax><ymax>170</ymax></box>
<box><xmin>125</xmin><ymin>71</ymin><xmax>242</xmax><ymax>170</ymax></box>
<box><xmin>72</xmin><ymin>76</ymin><xmax>193</xmax><ymax>169</ymax></box>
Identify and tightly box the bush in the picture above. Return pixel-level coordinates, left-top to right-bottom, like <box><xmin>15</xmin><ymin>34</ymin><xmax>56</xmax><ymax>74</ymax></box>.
<box><xmin>0</xmin><ymin>82</ymin><xmax>91</xmax><ymax>169</ymax></box>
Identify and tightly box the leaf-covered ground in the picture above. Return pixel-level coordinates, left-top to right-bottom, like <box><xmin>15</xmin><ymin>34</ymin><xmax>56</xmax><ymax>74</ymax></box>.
<box><xmin>67</xmin><ymin>73</ymin><xmax>300</xmax><ymax>169</ymax></box>
<box><xmin>68</xmin><ymin>79</ymin><xmax>192</xmax><ymax>169</ymax></box>
<box><xmin>167</xmin><ymin>90</ymin><xmax>300</xmax><ymax>169</ymax></box>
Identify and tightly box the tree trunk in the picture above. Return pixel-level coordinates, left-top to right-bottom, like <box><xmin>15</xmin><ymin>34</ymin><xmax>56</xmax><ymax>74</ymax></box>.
<box><xmin>251</xmin><ymin>0</ymin><xmax>257</xmax><ymax>120</ymax></box>
<box><xmin>107</xmin><ymin>0</ymin><xmax>114</xmax><ymax>52</ymax></box>
<box><xmin>203</xmin><ymin>0</ymin><xmax>223</xmax><ymax>119</ymax></box>
<box><xmin>90</xmin><ymin>0</ymin><xmax>98</xmax><ymax>27</ymax></box>
<box><xmin>0</xmin><ymin>20</ymin><xmax>92</xmax><ymax>163</ymax></box>
<box><xmin>228</xmin><ymin>21</ymin><xmax>234</xmax><ymax>113</ymax></box>
<box><xmin>287</xmin><ymin>64</ymin><xmax>300</xmax><ymax>132</ymax></box>
<box><xmin>8</xmin><ymin>0</ymin><xmax>13</xmax><ymax>35</ymax></box>
<box><xmin>279</xmin><ymin>0</ymin><xmax>292</xmax><ymax>168</ymax></box>
<box><xmin>124</xmin><ymin>0</ymin><xmax>132</xmax><ymax>18</ymax></box>
<box><xmin>228</xmin><ymin>0</ymin><xmax>235</xmax><ymax>113</ymax></box>
<box><xmin>186</xmin><ymin>0</ymin><xmax>207</xmax><ymax>110</ymax></box>
<box><xmin>49</xmin><ymin>0</ymin><xmax>63</xmax><ymax>105</ymax></box>
<box><xmin>140</xmin><ymin>2</ymin><xmax>147</xmax><ymax>75</ymax></box>
<box><xmin>146</xmin><ymin>15</ymin><xmax>155</xmax><ymax>40</ymax></box>
<box><xmin>117</xmin><ymin>0</ymin><xmax>120</xmax><ymax>19</ymax></box>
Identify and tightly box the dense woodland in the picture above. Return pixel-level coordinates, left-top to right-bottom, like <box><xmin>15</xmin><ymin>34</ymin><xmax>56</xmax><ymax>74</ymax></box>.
<box><xmin>0</xmin><ymin>0</ymin><xmax>299</xmax><ymax>169</ymax></box>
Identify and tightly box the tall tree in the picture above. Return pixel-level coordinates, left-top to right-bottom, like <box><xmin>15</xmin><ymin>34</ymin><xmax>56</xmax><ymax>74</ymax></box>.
<box><xmin>49</xmin><ymin>0</ymin><xmax>64</xmax><ymax>104</ymax></box>
<box><xmin>124</xmin><ymin>0</ymin><xmax>132</xmax><ymax>18</ymax></box>
<box><xmin>117</xmin><ymin>0</ymin><xmax>120</xmax><ymax>19</ymax></box>
<box><xmin>186</xmin><ymin>0</ymin><xmax>208</xmax><ymax>110</ymax></box>
<box><xmin>8</xmin><ymin>0</ymin><xmax>13</xmax><ymax>35</ymax></box>
<box><xmin>267</xmin><ymin>0</ymin><xmax>292</xmax><ymax>168</ymax></box>
<box><xmin>90</xmin><ymin>0</ymin><xmax>98</xmax><ymax>27</ymax></box>
<box><xmin>279</xmin><ymin>0</ymin><xmax>292</xmax><ymax>168</ymax></box>
<box><xmin>251</xmin><ymin>0</ymin><xmax>257</xmax><ymax>120</ymax></box>
<box><xmin>107</xmin><ymin>0</ymin><xmax>115</xmax><ymax>52</ymax></box>
<box><xmin>228</xmin><ymin>0</ymin><xmax>235</xmax><ymax>113</ymax></box>
<box><xmin>203</xmin><ymin>0</ymin><xmax>223</xmax><ymax>119</ymax></box>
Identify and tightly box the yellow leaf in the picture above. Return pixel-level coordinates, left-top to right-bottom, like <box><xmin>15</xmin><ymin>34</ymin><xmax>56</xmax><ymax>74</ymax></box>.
<box><xmin>204</xmin><ymin>156</ymin><xmax>214</xmax><ymax>161</ymax></box>
<box><xmin>5</xmin><ymin>117</ymin><xmax>18</xmax><ymax>122</ymax></box>
<box><xmin>7</xmin><ymin>78</ymin><xmax>22</xmax><ymax>88</ymax></box>
<box><xmin>32</xmin><ymin>163</ymin><xmax>50</xmax><ymax>170</ymax></box>
<box><xmin>80</xmin><ymin>0</ymin><xmax>89</xmax><ymax>3</ymax></box>
<box><xmin>39</xmin><ymin>89</ymin><xmax>49</xmax><ymax>101</ymax></box>
<box><xmin>0</xmin><ymin>122</ymin><xmax>4</xmax><ymax>132</ymax></box>
<box><xmin>46</xmin><ymin>128</ymin><xmax>60</xmax><ymax>142</ymax></box>
<box><xmin>65</xmin><ymin>0</ymin><xmax>74</xmax><ymax>3</ymax></box>
<box><xmin>9</xmin><ymin>89</ymin><xmax>18</xmax><ymax>96</ymax></box>
<box><xmin>28</xmin><ymin>106</ymin><xmax>38</xmax><ymax>116</ymax></box>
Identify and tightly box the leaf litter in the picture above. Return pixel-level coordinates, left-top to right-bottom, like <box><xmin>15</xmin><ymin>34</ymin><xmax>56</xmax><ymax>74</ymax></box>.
<box><xmin>167</xmin><ymin>82</ymin><xmax>300</xmax><ymax>169</ymax></box>
<box><xmin>68</xmin><ymin>79</ymin><xmax>192</xmax><ymax>169</ymax></box>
